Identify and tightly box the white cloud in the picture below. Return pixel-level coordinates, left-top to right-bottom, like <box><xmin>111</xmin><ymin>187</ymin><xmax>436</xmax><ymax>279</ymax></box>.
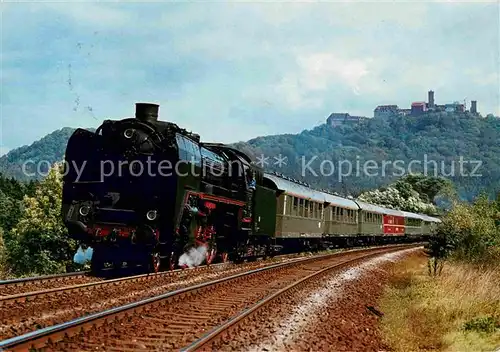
<box><xmin>296</xmin><ymin>53</ymin><xmax>371</xmax><ymax>92</ymax></box>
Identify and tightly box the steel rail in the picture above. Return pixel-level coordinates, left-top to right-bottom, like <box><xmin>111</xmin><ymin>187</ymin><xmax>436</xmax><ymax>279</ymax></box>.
<box><xmin>0</xmin><ymin>271</ymin><xmax>90</xmax><ymax>286</ymax></box>
<box><xmin>0</xmin><ymin>243</ymin><xmax>414</xmax><ymax>351</ymax></box>
<box><xmin>181</xmin><ymin>246</ymin><xmax>415</xmax><ymax>351</ymax></box>
<box><xmin>0</xmin><ymin>260</ymin><xmax>234</xmax><ymax>306</ymax></box>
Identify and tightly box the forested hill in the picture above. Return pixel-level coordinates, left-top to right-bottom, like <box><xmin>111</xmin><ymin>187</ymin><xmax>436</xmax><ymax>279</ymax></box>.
<box><xmin>1</xmin><ymin>112</ymin><xmax>499</xmax><ymax>200</ymax></box>
<box><xmin>0</xmin><ymin>127</ymin><xmax>93</xmax><ymax>181</ymax></box>
<box><xmin>233</xmin><ymin>113</ymin><xmax>500</xmax><ymax>201</ymax></box>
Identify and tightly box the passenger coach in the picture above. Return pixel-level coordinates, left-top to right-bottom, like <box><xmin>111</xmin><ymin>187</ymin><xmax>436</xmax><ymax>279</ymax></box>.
<box><xmin>263</xmin><ymin>172</ymin><xmax>441</xmax><ymax>250</ymax></box>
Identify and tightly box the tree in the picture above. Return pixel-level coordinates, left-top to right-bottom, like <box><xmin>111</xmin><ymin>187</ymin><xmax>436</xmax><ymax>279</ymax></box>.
<box><xmin>357</xmin><ymin>175</ymin><xmax>443</xmax><ymax>215</ymax></box>
<box><xmin>6</xmin><ymin>163</ymin><xmax>77</xmax><ymax>275</ymax></box>
<box><xmin>0</xmin><ymin>228</ymin><xmax>8</xmax><ymax>278</ymax></box>
<box><xmin>395</xmin><ymin>174</ymin><xmax>456</xmax><ymax>204</ymax></box>
<box><xmin>0</xmin><ymin>190</ymin><xmax>23</xmax><ymax>232</ymax></box>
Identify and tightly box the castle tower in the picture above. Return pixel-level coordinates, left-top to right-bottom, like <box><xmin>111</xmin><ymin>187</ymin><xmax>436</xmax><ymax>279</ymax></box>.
<box><xmin>471</xmin><ymin>100</ymin><xmax>477</xmax><ymax>114</ymax></box>
<box><xmin>428</xmin><ymin>90</ymin><xmax>435</xmax><ymax>109</ymax></box>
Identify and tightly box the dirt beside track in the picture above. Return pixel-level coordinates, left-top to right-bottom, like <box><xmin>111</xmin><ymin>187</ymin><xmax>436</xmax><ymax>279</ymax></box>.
<box><xmin>210</xmin><ymin>247</ymin><xmax>422</xmax><ymax>351</ymax></box>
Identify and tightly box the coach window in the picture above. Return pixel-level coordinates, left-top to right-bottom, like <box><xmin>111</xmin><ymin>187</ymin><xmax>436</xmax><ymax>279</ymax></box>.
<box><xmin>286</xmin><ymin>196</ymin><xmax>292</xmax><ymax>215</ymax></box>
<box><xmin>292</xmin><ymin>197</ymin><xmax>298</xmax><ymax>216</ymax></box>
<box><xmin>304</xmin><ymin>200</ymin><xmax>309</xmax><ymax>217</ymax></box>
<box><xmin>297</xmin><ymin>198</ymin><xmax>302</xmax><ymax>217</ymax></box>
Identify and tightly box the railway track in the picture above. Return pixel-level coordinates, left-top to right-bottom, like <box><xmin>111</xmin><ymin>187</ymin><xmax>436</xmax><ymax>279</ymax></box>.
<box><xmin>0</xmin><ymin>243</ymin><xmax>417</xmax><ymax>351</ymax></box>
<box><xmin>0</xmin><ymin>249</ymin><xmax>340</xmax><ymax>340</ymax></box>
<box><xmin>0</xmin><ymin>250</ymin><xmax>307</xmax><ymax>298</ymax></box>
<box><xmin>0</xmin><ymin>271</ymin><xmax>101</xmax><ymax>297</ymax></box>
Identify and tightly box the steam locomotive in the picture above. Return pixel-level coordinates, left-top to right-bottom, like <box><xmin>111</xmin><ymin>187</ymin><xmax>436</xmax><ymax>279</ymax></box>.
<box><xmin>61</xmin><ymin>103</ymin><xmax>440</xmax><ymax>274</ymax></box>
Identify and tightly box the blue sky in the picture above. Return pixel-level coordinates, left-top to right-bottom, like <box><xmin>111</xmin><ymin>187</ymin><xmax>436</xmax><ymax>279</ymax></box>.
<box><xmin>1</xmin><ymin>1</ymin><xmax>499</xmax><ymax>156</ymax></box>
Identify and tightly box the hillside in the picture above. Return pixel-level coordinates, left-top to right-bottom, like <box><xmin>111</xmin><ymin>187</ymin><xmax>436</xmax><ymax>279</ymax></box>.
<box><xmin>233</xmin><ymin>112</ymin><xmax>500</xmax><ymax>200</ymax></box>
<box><xmin>0</xmin><ymin>128</ymin><xmax>78</xmax><ymax>181</ymax></box>
<box><xmin>1</xmin><ymin>112</ymin><xmax>499</xmax><ymax>200</ymax></box>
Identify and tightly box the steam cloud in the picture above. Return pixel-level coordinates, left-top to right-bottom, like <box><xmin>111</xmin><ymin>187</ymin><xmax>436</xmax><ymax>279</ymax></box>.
<box><xmin>73</xmin><ymin>246</ymin><xmax>93</xmax><ymax>264</ymax></box>
<box><xmin>178</xmin><ymin>245</ymin><xmax>208</xmax><ymax>268</ymax></box>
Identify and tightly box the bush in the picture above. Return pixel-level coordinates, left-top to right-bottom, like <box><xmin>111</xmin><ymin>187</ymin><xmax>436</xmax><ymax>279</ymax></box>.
<box><xmin>433</xmin><ymin>192</ymin><xmax>500</xmax><ymax>267</ymax></box>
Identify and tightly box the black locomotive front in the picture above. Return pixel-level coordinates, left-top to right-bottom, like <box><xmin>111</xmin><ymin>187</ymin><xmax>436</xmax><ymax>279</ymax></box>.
<box><xmin>62</xmin><ymin>103</ymin><xmax>180</xmax><ymax>273</ymax></box>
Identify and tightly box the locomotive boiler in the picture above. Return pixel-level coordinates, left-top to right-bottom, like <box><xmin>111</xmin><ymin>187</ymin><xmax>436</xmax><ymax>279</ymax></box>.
<box><xmin>62</xmin><ymin>103</ymin><xmax>276</xmax><ymax>274</ymax></box>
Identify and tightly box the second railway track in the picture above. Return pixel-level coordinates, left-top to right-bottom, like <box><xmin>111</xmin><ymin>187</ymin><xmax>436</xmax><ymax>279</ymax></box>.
<box><xmin>0</xmin><ymin>243</ymin><xmax>418</xmax><ymax>351</ymax></box>
<box><xmin>0</xmin><ymin>271</ymin><xmax>100</xmax><ymax>297</ymax></box>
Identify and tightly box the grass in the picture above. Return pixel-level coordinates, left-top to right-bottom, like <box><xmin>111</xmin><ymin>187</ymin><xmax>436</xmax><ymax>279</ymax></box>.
<box><xmin>379</xmin><ymin>250</ymin><xmax>500</xmax><ymax>352</ymax></box>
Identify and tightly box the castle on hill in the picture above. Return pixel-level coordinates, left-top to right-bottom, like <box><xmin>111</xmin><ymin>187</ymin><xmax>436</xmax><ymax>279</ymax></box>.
<box><xmin>327</xmin><ymin>90</ymin><xmax>480</xmax><ymax>127</ymax></box>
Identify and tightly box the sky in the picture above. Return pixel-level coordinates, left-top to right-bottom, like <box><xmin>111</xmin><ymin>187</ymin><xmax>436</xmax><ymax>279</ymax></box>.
<box><xmin>1</xmin><ymin>0</ymin><xmax>499</xmax><ymax>156</ymax></box>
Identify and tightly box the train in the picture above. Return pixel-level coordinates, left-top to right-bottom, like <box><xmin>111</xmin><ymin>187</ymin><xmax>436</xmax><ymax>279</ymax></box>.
<box><xmin>61</xmin><ymin>102</ymin><xmax>441</xmax><ymax>274</ymax></box>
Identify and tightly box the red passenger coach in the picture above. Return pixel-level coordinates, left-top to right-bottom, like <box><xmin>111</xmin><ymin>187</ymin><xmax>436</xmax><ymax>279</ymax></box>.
<box><xmin>383</xmin><ymin>214</ymin><xmax>405</xmax><ymax>235</ymax></box>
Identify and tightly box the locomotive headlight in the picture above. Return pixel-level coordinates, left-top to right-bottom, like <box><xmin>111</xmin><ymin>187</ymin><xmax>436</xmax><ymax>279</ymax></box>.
<box><xmin>124</xmin><ymin>129</ymin><xmax>135</xmax><ymax>139</ymax></box>
<box><xmin>146</xmin><ymin>210</ymin><xmax>157</xmax><ymax>221</ymax></box>
<box><xmin>79</xmin><ymin>205</ymin><xmax>91</xmax><ymax>217</ymax></box>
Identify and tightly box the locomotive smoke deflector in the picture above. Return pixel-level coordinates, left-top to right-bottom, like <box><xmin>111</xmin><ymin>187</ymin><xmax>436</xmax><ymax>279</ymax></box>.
<box><xmin>135</xmin><ymin>102</ymin><xmax>159</xmax><ymax>123</ymax></box>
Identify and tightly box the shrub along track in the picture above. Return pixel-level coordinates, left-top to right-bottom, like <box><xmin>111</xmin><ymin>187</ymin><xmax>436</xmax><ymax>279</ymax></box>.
<box><xmin>0</xmin><ymin>249</ymin><xmax>354</xmax><ymax>340</ymax></box>
<box><xmin>0</xmin><ymin>244</ymin><xmax>416</xmax><ymax>351</ymax></box>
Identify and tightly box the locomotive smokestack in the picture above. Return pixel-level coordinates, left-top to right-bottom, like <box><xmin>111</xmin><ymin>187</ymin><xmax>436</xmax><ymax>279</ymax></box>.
<box><xmin>135</xmin><ymin>103</ymin><xmax>159</xmax><ymax>123</ymax></box>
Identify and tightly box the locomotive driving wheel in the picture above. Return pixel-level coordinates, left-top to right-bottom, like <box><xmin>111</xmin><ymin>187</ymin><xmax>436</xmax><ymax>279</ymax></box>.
<box><xmin>148</xmin><ymin>252</ymin><xmax>161</xmax><ymax>273</ymax></box>
<box><xmin>169</xmin><ymin>251</ymin><xmax>178</xmax><ymax>271</ymax></box>
<box><xmin>220</xmin><ymin>252</ymin><xmax>229</xmax><ymax>263</ymax></box>
<box><xmin>205</xmin><ymin>246</ymin><xmax>217</xmax><ymax>265</ymax></box>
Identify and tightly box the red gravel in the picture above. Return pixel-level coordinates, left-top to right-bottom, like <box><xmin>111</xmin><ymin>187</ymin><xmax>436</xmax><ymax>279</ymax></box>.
<box><xmin>208</xmin><ymin>247</ymin><xmax>422</xmax><ymax>351</ymax></box>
